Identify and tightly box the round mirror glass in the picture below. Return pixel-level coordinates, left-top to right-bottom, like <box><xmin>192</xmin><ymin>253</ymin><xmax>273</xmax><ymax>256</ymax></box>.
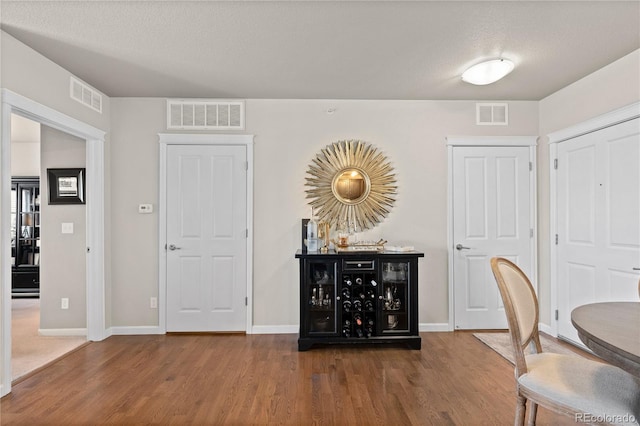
<box><xmin>331</xmin><ymin>168</ymin><xmax>370</xmax><ymax>204</ymax></box>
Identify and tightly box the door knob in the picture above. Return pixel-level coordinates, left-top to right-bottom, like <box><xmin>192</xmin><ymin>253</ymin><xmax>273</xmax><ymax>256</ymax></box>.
<box><xmin>455</xmin><ymin>244</ymin><xmax>471</xmax><ymax>251</ymax></box>
<box><xmin>168</xmin><ymin>244</ymin><xmax>181</xmax><ymax>251</ymax></box>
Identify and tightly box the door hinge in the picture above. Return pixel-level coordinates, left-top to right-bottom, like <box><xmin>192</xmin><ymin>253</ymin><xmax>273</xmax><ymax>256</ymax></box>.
<box><xmin>555</xmin><ymin>234</ymin><xmax>558</xmax><ymax>245</ymax></box>
<box><xmin>529</xmin><ymin>161</ymin><xmax>533</xmax><ymax>171</ymax></box>
<box><xmin>244</xmin><ymin>161</ymin><xmax>248</xmax><ymax>171</ymax></box>
<box><xmin>245</xmin><ymin>297</ymin><xmax>248</xmax><ymax>306</ymax></box>
<box><xmin>555</xmin><ymin>309</ymin><xmax>559</xmax><ymax>321</ymax></box>
<box><xmin>530</xmin><ymin>228</ymin><xmax>534</xmax><ymax>238</ymax></box>
<box><xmin>245</xmin><ymin>229</ymin><xmax>248</xmax><ymax>238</ymax></box>
<box><xmin>86</xmin><ymin>247</ymin><xmax>91</xmax><ymax>253</ymax></box>
<box><xmin>554</xmin><ymin>158</ymin><xmax>558</xmax><ymax>170</ymax></box>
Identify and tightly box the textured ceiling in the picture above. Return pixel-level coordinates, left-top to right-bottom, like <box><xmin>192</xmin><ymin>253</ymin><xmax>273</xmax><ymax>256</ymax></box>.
<box><xmin>1</xmin><ymin>1</ymin><xmax>639</xmax><ymax>100</ymax></box>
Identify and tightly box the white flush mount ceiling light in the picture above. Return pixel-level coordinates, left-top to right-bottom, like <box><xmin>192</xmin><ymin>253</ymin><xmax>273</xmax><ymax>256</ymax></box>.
<box><xmin>462</xmin><ymin>58</ymin><xmax>514</xmax><ymax>85</ymax></box>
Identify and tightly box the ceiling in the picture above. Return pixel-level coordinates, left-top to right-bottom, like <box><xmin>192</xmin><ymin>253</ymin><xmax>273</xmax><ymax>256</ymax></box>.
<box><xmin>1</xmin><ymin>1</ymin><xmax>639</xmax><ymax>101</ymax></box>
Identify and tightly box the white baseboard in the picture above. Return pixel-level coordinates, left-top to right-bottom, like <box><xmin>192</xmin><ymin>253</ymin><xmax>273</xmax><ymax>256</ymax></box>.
<box><xmin>538</xmin><ymin>322</ymin><xmax>555</xmax><ymax>337</ymax></box>
<box><xmin>420</xmin><ymin>322</ymin><xmax>451</xmax><ymax>332</ymax></box>
<box><xmin>251</xmin><ymin>325</ymin><xmax>298</xmax><ymax>334</ymax></box>
<box><xmin>109</xmin><ymin>326</ymin><xmax>164</xmax><ymax>335</ymax></box>
<box><xmin>38</xmin><ymin>328</ymin><xmax>87</xmax><ymax>337</ymax></box>
<box><xmin>101</xmin><ymin>323</ymin><xmax>452</xmax><ymax>336</ymax></box>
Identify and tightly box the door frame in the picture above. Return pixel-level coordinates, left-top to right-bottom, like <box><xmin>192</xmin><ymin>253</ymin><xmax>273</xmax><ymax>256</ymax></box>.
<box><xmin>547</xmin><ymin>101</ymin><xmax>640</xmax><ymax>337</ymax></box>
<box><xmin>446</xmin><ymin>136</ymin><xmax>538</xmax><ymax>331</ymax></box>
<box><xmin>158</xmin><ymin>133</ymin><xmax>254</xmax><ymax>334</ymax></box>
<box><xmin>1</xmin><ymin>89</ymin><xmax>106</xmax><ymax>397</ymax></box>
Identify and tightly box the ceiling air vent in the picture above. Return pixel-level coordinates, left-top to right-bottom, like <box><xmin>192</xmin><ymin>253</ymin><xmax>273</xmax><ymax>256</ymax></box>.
<box><xmin>476</xmin><ymin>103</ymin><xmax>508</xmax><ymax>126</ymax></box>
<box><xmin>70</xmin><ymin>76</ymin><xmax>102</xmax><ymax>113</ymax></box>
<box><xmin>167</xmin><ymin>99</ymin><xmax>245</xmax><ymax>130</ymax></box>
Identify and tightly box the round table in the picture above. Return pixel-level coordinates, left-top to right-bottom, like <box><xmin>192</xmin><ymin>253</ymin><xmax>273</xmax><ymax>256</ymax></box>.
<box><xmin>571</xmin><ymin>301</ymin><xmax>640</xmax><ymax>377</ymax></box>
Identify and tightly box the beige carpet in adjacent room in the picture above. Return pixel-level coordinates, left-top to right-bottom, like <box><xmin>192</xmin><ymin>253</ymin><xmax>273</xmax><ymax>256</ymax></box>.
<box><xmin>474</xmin><ymin>331</ymin><xmax>587</xmax><ymax>364</ymax></box>
<box><xmin>12</xmin><ymin>298</ymin><xmax>87</xmax><ymax>381</ymax></box>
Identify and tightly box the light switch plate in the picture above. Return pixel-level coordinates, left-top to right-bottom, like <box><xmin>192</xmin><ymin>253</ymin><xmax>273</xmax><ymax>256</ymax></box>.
<box><xmin>61</xmin><ymin>223</ymin><xmax>74</xmax><ymax>234</ymax></box>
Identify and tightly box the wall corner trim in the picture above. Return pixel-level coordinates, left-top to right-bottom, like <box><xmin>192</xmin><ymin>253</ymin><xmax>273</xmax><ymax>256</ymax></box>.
<box><xmin>547</xmin><ymin>101</ymin><xmax>640</xmax><ymax>144</ymax></box>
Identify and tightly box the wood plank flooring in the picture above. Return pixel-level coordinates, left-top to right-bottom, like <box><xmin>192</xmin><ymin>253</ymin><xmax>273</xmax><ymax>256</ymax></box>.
<box><xmin>1</xmin><ymin>332</ymin><xmax>581</xmax><ymax>425</ymax></box>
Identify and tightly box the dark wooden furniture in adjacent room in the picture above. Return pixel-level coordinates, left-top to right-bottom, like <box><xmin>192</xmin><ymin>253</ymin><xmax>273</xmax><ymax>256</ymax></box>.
<box><xmin>11</xmin><ymin>177</ymin><xmax>40</xmax><ymax>297</ymax></box>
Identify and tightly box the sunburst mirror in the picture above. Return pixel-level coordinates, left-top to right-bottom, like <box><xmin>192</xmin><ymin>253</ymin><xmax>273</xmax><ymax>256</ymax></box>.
<box><xmin>305</xmin><ymin>140</ymin><xmax>396</xmax><ymax>230</ymax></box>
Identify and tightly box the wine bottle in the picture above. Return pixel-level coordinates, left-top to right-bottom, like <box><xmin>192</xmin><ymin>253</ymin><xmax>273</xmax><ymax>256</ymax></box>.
<box><xmin>343</xmin><ymin>300</ymin><xmax>352</xmax><ymax>312</ymax></box>
<box><xmin>364</xmin><ymin>299</ymin><xmax>373</xmax><ymax>311</ymax></box>
<box><xmin>343</xmin><ymin>277</ymin><xmax>352</xmax><ymax>286</ymax></box>
<box><xmin>341</xmin><ymin>288</ymin><xmax>351</xmax><ymax>299</ymax></box>
<box><xmin>355</xmin><ymin>277</ymin><xmax>363</xmax><ymax>285</ymax></box>
<box><xmin>365</xmin><ymin>318</ymin><xmax>374</xmax><ymax>337</ymax></box>
<box><xmin>307</xmin><ymin>208</ymin><xmax>318</xmax><ymax>252</ymax></box>
<box><xmin>353</xmin><ymin>299</ymin><xmax>362</xmax><ymax>312</ymax></box>
<box><xmin>354</xmin><ymin>312</ymin><xmax>363</xmax><ymax>326</ymax></box>
<box><xmin>342</xmin><ymin>319</ymin><xmax>351</xmax><ymax>337</ymax></box>
<box><xmin>353</xmin><ymin>313</ymin><xmax>364</xmax><ymax>338</ymax></box>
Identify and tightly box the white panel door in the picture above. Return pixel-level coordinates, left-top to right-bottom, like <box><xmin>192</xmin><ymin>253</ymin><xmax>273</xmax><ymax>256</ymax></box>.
<box><xmin>166</xmin><ymin>145</ymin><xmax>247</xmax><ymax>332</ymax></box>
<box><xmin>557</xmin><ymin>118</ymin><xmax>640</xmax><ymax>343</ymax></box>
<box><xmin>453</xmin><ymin>146</ymin><xmax>533</xmax><ymax>329</ymax></box>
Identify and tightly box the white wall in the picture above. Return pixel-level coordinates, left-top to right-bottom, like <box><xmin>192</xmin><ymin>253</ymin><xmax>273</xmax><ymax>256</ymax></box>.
<box><xmin>10</xmin><ymin>114</ymin><xmax>41</xmax><ymax>177</ymax></box>
<box><xmin>110</xmin><ymin>98</ymin><xmax>539</xmax><ymax>328</ymax></box>
<box><xmin>2</xmin><ymin>27</ymin><xmax>637</xmax><ymax>335</ymax></box>
<box><xmin>1</xmin><ymin>31</ymin><xmax>113</xmax><ymax>331</ymax></box>
<box><xmin>1</xmin><ymin>31</ymin><xmax>112</xmax><ymax>390</ymax></box>
<box><xmin>39</xmin><ymin>126</ymin><xmax>86</xmax><ymax>330</ymax></box>
<box><xmin>10</xmin><ymin>142</ymin><xmax>40</xmax><ymax>177</ymax></box>
<box><xmin>537</xmin><ymin>49</ymin><xmax>640</xmax><ymax>326</ymax></box>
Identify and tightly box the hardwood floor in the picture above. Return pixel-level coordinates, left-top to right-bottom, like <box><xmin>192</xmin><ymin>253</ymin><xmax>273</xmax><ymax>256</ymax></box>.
<box><xmin>1</xmin><ymin>332</ymin><xmax>581</xmax><ymax>425</ymax></box>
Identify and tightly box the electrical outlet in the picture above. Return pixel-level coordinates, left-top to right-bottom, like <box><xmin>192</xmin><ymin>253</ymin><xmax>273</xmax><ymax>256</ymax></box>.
<box><xmin>150</xmin><ymin>297</ymin><xmax>157</xmax><ymax>309</ymax></box>
<box><xmin>61</xmin><ymin>298</ymin><xmax>69</xmax><ymax>310</ymax></box>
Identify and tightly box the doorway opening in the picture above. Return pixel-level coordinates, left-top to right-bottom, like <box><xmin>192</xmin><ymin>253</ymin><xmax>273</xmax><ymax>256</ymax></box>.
<box><xmin>10</xmin><ymin>114</ymin><xmax>88</xmax><ymax>381</ymax></box>
<box><xmin>1</xmin><ymin>89</ymin><xmax>106</xmax><ymax>396</ymax></box>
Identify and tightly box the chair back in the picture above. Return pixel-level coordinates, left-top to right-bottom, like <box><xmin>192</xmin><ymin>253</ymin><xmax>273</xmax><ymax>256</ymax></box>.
<box><xmin>490</xmin><ymin>257</ymin><xmax>542</xmax><ymax>377</ymax></box>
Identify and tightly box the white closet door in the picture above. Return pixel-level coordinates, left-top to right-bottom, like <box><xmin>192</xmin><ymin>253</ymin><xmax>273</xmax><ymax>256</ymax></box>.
<box><xmin>557</xmin><ymin>118</ymin><xmax>640</xmax><ymax>343</ymax></box>
<box><xmin>452</xmin><ymin>145</ymin><xmax>533</xmax><ymax>329</ymax></box>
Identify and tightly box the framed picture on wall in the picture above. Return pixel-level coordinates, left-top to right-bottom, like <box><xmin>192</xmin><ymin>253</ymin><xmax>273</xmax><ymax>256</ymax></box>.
<box><xmin>47</xmin><ymin>168</ymin><xmax>86</xmax><ymax>205</ymax></box>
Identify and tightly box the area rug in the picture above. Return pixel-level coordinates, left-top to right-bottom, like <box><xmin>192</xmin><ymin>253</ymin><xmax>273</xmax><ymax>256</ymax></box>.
<box><xmin>473</xmin><ymin>332</ymin><xmax>586</xmax><ymax>364</ymax></box>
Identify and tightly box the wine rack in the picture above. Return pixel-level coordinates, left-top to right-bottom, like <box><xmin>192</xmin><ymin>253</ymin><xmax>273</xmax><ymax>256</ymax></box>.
<box><xmin>296</xmin><ymin>250</ymin><xmax>423</xmax><ymax>351</ymax></box>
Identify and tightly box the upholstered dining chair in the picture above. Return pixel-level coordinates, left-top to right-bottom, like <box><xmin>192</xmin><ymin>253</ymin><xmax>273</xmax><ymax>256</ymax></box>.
<box><xmin>490</xmin><ymin>257</ymin><xmax>640</xmax><ymax>426</ymax></box>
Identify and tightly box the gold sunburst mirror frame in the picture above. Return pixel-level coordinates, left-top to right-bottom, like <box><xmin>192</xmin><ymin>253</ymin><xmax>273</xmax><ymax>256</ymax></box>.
<box><xmin>305</xmin><ymin>140</ymin><xmax>397</xmax><ymax>230</ymax></box>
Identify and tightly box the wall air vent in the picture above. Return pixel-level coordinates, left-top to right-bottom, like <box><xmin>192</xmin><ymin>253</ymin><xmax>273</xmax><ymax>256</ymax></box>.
<box><xmin>167</xmin><ymin>99</ymin><xmax>245</xmax><ymax>130</ymax></box>
<box><xmin>70</xmin><ymin>76</ymin><xmax>103</xmax><ymax>113</ymax></box>
<box><xmin>476</xmin><ymin>103</ymin><xmax>508</xmax><ymax>126</ymax></box>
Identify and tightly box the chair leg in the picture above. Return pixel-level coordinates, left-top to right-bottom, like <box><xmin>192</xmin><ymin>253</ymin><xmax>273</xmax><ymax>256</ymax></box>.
<box><xmin>515</xmin><ymin>395</ymin><xmax>526</xmax><ymax>426</ymax></box>
<box><xmin>527</xmin><ymin>402</ymin><xmax>538</xmax><ymax>426</ymax></box>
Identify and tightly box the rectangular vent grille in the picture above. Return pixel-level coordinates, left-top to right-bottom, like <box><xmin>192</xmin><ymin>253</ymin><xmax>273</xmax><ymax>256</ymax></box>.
<box><xmin>476</xmin><ymin>103</ymin><xmax>508</xmax><ymax>125</ymax></box>
<box><xmin>70</xmin><ymin>76</ymin><xmax>102</xmax><ymax>113</ymax></box>
<box><xmin>167</xmin><ymin>99</ymin><xmax>245</xmax><ymax>130</ymax></box>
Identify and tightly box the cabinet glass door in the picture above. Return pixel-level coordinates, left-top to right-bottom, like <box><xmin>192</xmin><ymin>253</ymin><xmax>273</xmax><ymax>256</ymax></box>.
<box><xmin>17</xmin><ymin>184</ymin><xmax>40</xmax><ymax>266</ymax></box>
<box><xmin>304</xmin><ymin>260</ymin><xmax>337</xmax><ymax>335</ymax></box>
<box><xmin>380</xmin><ymin>261</ymin><xmax>410</xmax><ymax>333</ymax></box>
